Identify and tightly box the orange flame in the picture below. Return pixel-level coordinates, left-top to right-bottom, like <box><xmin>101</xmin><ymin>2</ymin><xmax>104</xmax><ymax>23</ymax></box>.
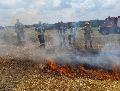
<box><xmin>45</xmin><ymin>61</ymin><xmax>120</xmax><ymax>80</ymax></box>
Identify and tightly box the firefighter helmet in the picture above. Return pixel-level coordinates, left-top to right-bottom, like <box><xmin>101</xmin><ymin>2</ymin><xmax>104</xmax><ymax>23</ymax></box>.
<box><xmin>85</xmin><ymin>22</ymin><xmax>90</xmax><ymax>25</ymax></box>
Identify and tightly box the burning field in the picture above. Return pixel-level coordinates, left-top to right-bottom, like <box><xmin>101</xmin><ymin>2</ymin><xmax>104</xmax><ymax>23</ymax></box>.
<box><xmin>0</xmin><ymin>57</ymin><xmax>120</xmax><ymax>91</ymax></box>
<box><xmin>1</xmin><ymin>0</ymin><xmax>120</xmax><ymax>90</ymax></box>
<box><xmin>45</xmin><ymin>61</ymin><xmax>120</xmax><ymax>80</ymax></box>
<box><xmin>0</xmin><ymin>28</ymin><xmax>120</xmax><ymax>91</ymax></box>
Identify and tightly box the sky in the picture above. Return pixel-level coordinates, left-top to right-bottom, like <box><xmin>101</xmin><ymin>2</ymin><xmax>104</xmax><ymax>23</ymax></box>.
<box><xmin>0</xmin><ymin>0</ymin><xmax>120</xmax><ymax>26</ymax></box>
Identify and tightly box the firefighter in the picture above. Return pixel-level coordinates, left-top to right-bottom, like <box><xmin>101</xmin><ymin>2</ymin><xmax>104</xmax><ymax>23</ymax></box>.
<box><xmin>58</xmin><ymin>21</ymin><xmax>64</xmax><ymax>37</ymax></box>
<box><xmin>57</xmin><ymin>21</ymin><xmax>65</xmax><ymax>47</ymax></box>
<box><xmin>83</xmin><ymin>22</ymin><xmax>93</xmax><ymax>49</ymax></box>
<box><xmin>68</xmin><ymin>27</ymin><xmax>73</xmax><ymax>45</ymax></box>
<box><xmin>68</xmin><ymin>23</ymin><xmax>77</xmax><ymax>45</ymax></box>
<box><xmin>63</xmin><ymin>24</ymin><xmax>68</xmax><ymax>47</ymax></box>
<box><xmin>35</xmin><ymin>22</ymin><xmax>46</xmax><ymax>48</ymax></box>
<box><xmin>68</xmin><ymin>23</ymin><xmax>72</xmax><ymax>45</ymax></box>
<box><xmin>15</xmin><ymin>19</ymin><xmax>25</xmax><ymax>45</ymax></box>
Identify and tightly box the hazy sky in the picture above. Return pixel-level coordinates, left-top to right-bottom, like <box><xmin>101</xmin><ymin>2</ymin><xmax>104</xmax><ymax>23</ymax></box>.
<box><xmin>0</xmin><ymin>0</ymin><xmax>120</xmax><ymax>25</ymax></box>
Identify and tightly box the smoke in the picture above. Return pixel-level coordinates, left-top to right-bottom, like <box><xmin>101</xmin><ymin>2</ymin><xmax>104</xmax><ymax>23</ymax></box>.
<box><xmin>96</xmin><ymin>34</ymin><xmax>120</xmax><ymax>68</ymax></box>
<box><xmin>47</xmin><ymin>32</ymin><xmax>120</xmax><ymax>70</ymax></box>
<box><xmin>74</xmin><ymin>34</ymin><xmax>120</xmax><ymax>70</ymax></box>
<box><xmin>0</xmin><ymin>27</ymin><xmax>33</xmax><ymax>59</ymax></box>
<box><xmin>0</xmin><ymin>26</ymin><xmax>120</xmax><ymax>71</ymax></box>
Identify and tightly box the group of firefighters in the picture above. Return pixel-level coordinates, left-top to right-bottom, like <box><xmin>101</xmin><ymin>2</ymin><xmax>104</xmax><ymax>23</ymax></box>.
<box><xmin>57</xmin><ymin>21</ymin><xmax>77</xmax><ymax>47</ymax></box>
<box><xmin>15</xmin><ymin>19</ymin><xmax>93</xmax><ymax>49</ymax></box>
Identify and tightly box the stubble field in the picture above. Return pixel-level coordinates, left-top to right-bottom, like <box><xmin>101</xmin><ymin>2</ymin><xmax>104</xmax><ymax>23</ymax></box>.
<box><xmin>0</xmin><ymin>27</ymin><xmax>120</xmax><ymax>91</ymax></box>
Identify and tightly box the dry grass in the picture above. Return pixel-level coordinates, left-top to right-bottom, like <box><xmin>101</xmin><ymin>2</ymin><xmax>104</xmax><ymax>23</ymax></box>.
<box><xmin>0</xmin><ymin>57</ymin><xmax>120</xmax><ymax>91</ymax></box>
<box><xmin>0</xmin><ymin>27</ymin><xmax>120</xmax><ymax>91</ymax></box>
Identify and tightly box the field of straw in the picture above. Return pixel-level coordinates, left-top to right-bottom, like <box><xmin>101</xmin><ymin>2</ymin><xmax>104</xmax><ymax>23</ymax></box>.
<box><xmin>0</xmin><ymin>27</ymin><xmax>120</xmax><ymax>91</ymax></box>
<box><xmin>0</xmin><ymin>57</ymin><xmax>120</xmax><ymax>91</ymax></box>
